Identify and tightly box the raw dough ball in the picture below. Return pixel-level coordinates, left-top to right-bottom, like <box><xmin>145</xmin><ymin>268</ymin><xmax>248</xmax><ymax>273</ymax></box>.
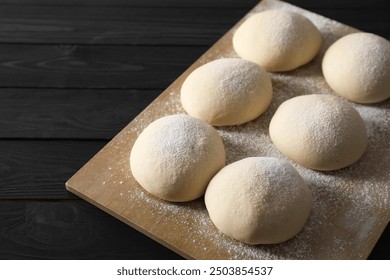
<box><xmin>269</xmin><ymin>94</ymin><xmax>367</xmax><ymax>171</ymax></box>
<box><xmin>322</xmin><ymin>32</ymin><xmax>390</xmax><ymax>104</ymax></box>
<box><xmin>233</xmin><ymin>10</ymin><xmax>322</xmax><ymax>72</ymax></box>
<box><xmin>130</xmin><ymin>114</ymin><xmax>225</xmax><ymax>202</ymax></box>
<box><xmin>181</xmin><ymin>58</ymin><xmax>272</xmax><ymax>126</ymax></box>
<box><xmin>205</xmin><ymin>157</ymin><xmax>312</xmax><ymax>245</ymax></box>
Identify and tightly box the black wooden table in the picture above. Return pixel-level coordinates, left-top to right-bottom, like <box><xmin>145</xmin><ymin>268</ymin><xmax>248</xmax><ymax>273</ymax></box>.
<box><xmin>0</xmin><ymin>0</ymin><xmax>388</xmax><ymax>259</ymax></box>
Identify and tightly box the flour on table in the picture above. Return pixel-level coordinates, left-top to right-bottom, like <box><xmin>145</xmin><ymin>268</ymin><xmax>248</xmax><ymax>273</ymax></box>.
<box><xmin>113</xmin><ymin>0</ymin><xmax>389</xmax><ymax>259</ymax></box>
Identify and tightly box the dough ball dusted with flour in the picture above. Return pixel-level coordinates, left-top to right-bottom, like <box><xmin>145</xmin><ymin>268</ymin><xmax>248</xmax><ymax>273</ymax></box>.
<box><xmin>181</xmin><ymin>58</ymin><xmax>272</xmax><ymax>126</ymax></box>
<box><xmin>269</xmin><ymin>94</ymin><xmax>367</xmax><ymax>171</ymax></box>
<box><xmin>205</xmin><ymin>157</ymin><xmax>312</xmax><ymax>245</ymax></box>
<box><xmin>322</xmin><ymin>32</ymin><xmax>390</xmax><ymax>104</ymax></box>
<box><xmin>130</xmin><ymin>115</ymin><xmax>225</xmax><ymax>202</ymax></box>
<box><xmin>233</xmin><ymin>10</ymin><xmax>322</xmax><ymax>72</ymax></box>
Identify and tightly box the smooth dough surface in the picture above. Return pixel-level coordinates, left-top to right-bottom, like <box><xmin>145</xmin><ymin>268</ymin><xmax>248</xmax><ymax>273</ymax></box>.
<box><xmin>180</xmin><ymin>58</ymin><xmax>272</xmax><ymax>126</ymax></box>
<box><xmin>269</xmin><ymin>94</ymin><xmax>367</xmax><ymax>171</ymax></box>
<box><xmin>130</xmin><ymin>114</ymin><xmax>225</xmax><ymax>202</ymax></box>
<box><xmin>322</xmin><ymin>32</ymin><xmax>390</xmax><ymax>104</ymax></box>
<box><xmin>205</xmin><ymin>157</ymin><xmax>312</xmax><ymax>245</ymax></box>
<box><xmin>233</xmin><ymin>10</ymin><xmax>322</xmax><ymax>72</ymax></box>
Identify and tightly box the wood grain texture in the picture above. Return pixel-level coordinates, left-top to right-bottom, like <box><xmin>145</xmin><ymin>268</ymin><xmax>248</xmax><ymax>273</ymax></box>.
<box><xmin>0</xmin><ymin>140</ymin><xmax>106</xmax><ymax>199</ymax></box>
<box><xmin>0</xmin><ymin>0</ymin><xmax>387</xmax><ymax>46</ymax></box>
<box><xmin>0</xmin><ymin>44</ymin><xmax>206</xmax><ymax>88</ymax></box>
<box><xmin>0</xmin><ymin>0</ymin><xmax>387</xmax><ymax>9</ymax></box>
<box><xmin>0</xmin><ymin>201</ymin><xmax>182</xmax><ymax>259</ymax></box>
<box><xmin>0</xmin><ymin>200</ymin><xmax>386</xmax><ymax>259</ymax></box>
<box><xmin>0</xmin><ymin>6</ymin><xmax>248</xmax><ymax>45</ymax></box>
<box><xmin>0</xmin><ymin>88</ymin><xmax>159</xmax><ymax>139</ymax></box>
<box><xmin>0</xmin><ymin>0</ymin><xmax>259</xmax><ymax>8</ymax></box>
<box><xmin>66</xmin><ymin>0</ymin><xmax>390</xmax><ymax>259</ymax></box>
<box><xmin>0</xmin><ymin>0</ymin><xmax>388</xmax><ymax>260</ymax></box>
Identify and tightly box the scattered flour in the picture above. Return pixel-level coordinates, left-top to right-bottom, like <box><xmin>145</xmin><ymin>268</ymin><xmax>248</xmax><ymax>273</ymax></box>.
<box><xmin>98</xmin><ymin>0</ymin><xmax>389</xmax><ymax>259</ymax></box>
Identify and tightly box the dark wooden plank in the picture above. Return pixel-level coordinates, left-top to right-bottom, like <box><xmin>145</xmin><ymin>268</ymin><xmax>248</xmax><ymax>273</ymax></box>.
<box><xmin>0</xmin><ymin>200</ymin><xmax>183</xmax><ymax>259</ymax></box>
<box><xmin>0</xmin><ymin>44</ymin><xmax>207</xmax><ymax>88</ymax></box>
<box><xmin>368</xmin><ymin>222</ymin><xmax>390</xmax><ymax>260</ymax></box>
<box><xmin>0</xmin><ymin>140</ymin><xmax>107</xmax><ymax>199</ymax></box>
<box><xmin>0</xmin><ymin>0</ymin><xmax>258</xmax><ymax>8</ymax></box>
<box><xmin>0</xmin><ymin>0</ymin><xmax>388</xmax><ymax>261</ymax></box>
<box><xmin>0</xmin><ymin>200</ymin><xmax>387</xmax><ymax>259</ymax></box>
<box><xmin>0</xmin><ymin>1</ymin><xmax>388</xmax><ymax>45</ymax></box>
<box><xmin>0</xmin><ymin>88</ymin><xmax>159</xmax><ymax>139</ymax></box>
<box><xmin>0</xmin><ymin>0</ymin><xmax>387</xmax><ymax>9</ymax></box>
<box><xmin>0</xmin><ymin>6</ymin><xmax>248</xmax><ymax>45</ymax></box>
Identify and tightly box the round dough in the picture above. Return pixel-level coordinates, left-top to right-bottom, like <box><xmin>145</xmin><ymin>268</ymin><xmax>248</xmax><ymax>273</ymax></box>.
<box><xmin>269</xmin><ymin>94</ymin><xmax>367</xmax><ymax>171</ymax></box>
<box><xmin>233</xmin><ymin>10</ymin><xmax>322</xmax><ymax>72</ymax></box>
<box><xmin>322</xmin><ymin>32</ymin><xmax>390</xmax><ymax>104</ymax></box>
<box><xmin>205</xmin><ymin>157</ymin><xmax>312</xmax><ymax>245</ymax></box>
<box><xmin>130</xmin><ymin>114</ymin><xmax>225</xmax><ymax>202</ymax></box>
<box><xmin>180</xmin><ymin>58</ymin><xmax>272</xmax><ymax>126</ymax></box>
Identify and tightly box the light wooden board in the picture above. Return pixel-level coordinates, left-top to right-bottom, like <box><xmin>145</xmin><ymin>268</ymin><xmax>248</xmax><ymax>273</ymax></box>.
<box><xmin>66</xmin><ymin>0</ymin><xmax>390</xmax><ymax>259</ymax></box>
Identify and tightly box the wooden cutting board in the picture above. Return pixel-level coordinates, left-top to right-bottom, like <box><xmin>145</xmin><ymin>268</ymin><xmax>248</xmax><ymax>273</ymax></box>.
<box><xmin>66</xmin><ymin>0</ymin><xmax>390</xmax><ymax>259</ymax></box>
